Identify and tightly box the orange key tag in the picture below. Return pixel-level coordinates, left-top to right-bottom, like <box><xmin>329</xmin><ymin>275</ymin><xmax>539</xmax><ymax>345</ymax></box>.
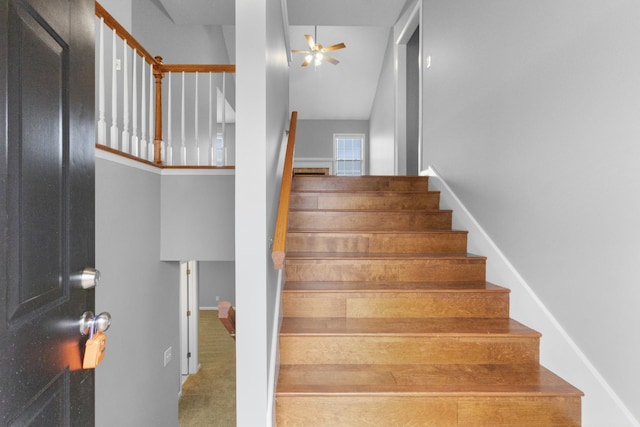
<box><xmin>83</xmin><ymin>330</ymin><xmax>107</xmax><ymax>369</ymax></box>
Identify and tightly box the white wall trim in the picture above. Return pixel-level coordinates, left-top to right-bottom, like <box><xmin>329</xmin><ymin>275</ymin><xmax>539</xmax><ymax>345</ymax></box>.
<box><xmin>394</xmin><ymin>0</ymin><xmax>420</xmax><ymax>176</ymax></box>
<box><xmin>162</xmin><ymin>168</ymin><xmax>235</xmax><ymax>176</ymax></box>
<box><xmin>280</xmin><ymin>0</ymin><xmax>291</xmax><ymax>65</ymax></box>
<box><xmin>423</xmin><ymin>165</ymin><xmax>639</xmax><ymax>426</ymax></box>
<box><xmin>266</xmin><ymin>269</ymin><xmax>285</xmax><ymax>427</ymax></box>
<box><xmin>293</xmin><ymin>157</ymin><xmax>334</xmax><ymax>175</ymax></box>
<box><xmin>96</xmin><ymin>148</ymin><xmax>235</xmax><ymax>176</ymax></box>
<box><xmin>96</xmin><ymin>148</ymin><xmax>162</xmax><ymax>174</ymax></box>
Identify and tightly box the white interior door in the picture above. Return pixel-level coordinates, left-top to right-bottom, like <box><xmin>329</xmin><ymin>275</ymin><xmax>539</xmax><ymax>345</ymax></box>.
<box><xmin>180</xmin><ymin>261</ymin><xmax>199</xmax><ymax>382</ymax></box>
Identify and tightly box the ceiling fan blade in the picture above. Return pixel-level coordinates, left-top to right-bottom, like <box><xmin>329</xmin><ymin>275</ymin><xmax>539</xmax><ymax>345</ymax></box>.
<box><xmin>301</xmin><ymin>58</ymin><xmax>311</xmax><ymax>67</ymax></box>
<box><xmin>324</xmin><ymin>55</ymin><xmax>340</xmax><ymax>65</ymax></box>
<box><xmin>291</xmin><ymin>49</ymin><xmax>310</xmax><ymax>54</ymax></box>
<box><xmin>304</xmin><ymin>34</ymin><xmax>316</xmax><ymax>50</ymax></box>
<box><xmin>322</xmin><ymin>42</ymin><xmax>346</xmax><ymax>53</ymax></box>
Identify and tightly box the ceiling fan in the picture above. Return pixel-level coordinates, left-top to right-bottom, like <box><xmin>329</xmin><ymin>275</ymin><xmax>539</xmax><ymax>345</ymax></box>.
<box><xmin>291</xmin><ymin>26</ymin><xmax>346</xmax><ymax>67</ymax></box>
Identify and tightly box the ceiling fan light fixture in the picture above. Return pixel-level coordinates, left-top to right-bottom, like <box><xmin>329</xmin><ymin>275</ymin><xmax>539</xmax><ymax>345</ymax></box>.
<box><xmin>292</xmin><ymin>26</ymin><xmax>346</xmax><ymax>67</ymax></box>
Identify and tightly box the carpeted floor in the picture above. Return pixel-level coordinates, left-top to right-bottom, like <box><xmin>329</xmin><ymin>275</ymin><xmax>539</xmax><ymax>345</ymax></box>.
<box><xmin>179</xmin><ymin>310</ymin><xmax>236</xmax><ymax>427</ymax></box>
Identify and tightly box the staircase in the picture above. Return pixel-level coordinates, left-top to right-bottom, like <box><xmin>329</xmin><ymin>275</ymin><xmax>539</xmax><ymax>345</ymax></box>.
<box><xmin>275</xmin><ymin>175</ymin><xmax>582</xmax><ymax>426</ymax></box>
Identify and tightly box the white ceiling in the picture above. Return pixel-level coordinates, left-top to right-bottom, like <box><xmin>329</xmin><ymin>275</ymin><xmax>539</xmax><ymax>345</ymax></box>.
<box><xmin>288</xmin><ymin>25</ymin><xmax>391</xmax><ymax>120</ymax></box>
<box><xmin>156</xmin><ymin>0</ymin><xmax>409</xmax><ymax>120</ymax></box>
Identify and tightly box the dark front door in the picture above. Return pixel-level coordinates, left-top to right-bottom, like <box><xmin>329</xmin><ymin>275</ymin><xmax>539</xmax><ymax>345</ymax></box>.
<box><xmin>0</xmin><ymin>0</ymin><xmax>95</xmax><ymax>424</ymax></box>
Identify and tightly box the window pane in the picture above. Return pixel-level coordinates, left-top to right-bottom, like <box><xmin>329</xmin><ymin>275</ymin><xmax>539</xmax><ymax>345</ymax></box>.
<box><xmin>335</xmin><ymin>134</ymin><xmax>363</xmax><ymax>176</ymax></box>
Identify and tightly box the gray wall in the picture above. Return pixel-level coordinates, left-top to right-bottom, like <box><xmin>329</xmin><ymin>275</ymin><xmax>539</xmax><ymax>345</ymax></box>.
<box><xmin>96</xmin><ymin>157</ymin><xmax>180</xmax><ymax>427</ymax></box>
<box><xmin>235</xmin><ymin>0</ymin><xmax>290</xmax><ymax>423</ymax></box>
<box><xmin>99</xmin><ymin>0</ymin><xmax>131</xmax><ymax>29</ymax></box>
<box><xmin>199</xmin><ymin>261</ymin><xmax>236</xmax><ymax>307</ymax></box>
<box><xmin>422</xmin><ymin>0</ymin><xmax>640</xmax><ymax>423</ymax></box>
<box><xmin>296</xmin><ymin>119</ymin><xmax>369</xmax><ymax>167</ymax></box>
<box><xmin>160</xmin><ymin>174</ymin><xmax>235</xmax><ymax>261</ymax></box>
<box><xmin>368</xmin><ymin>32</ymin><xmax>395</xmax><ymax>175</ymax></box>
<box><xmin>132</xmin><ymin>0</ymin><xmax>235</xmax><ymax>108</ymax></box>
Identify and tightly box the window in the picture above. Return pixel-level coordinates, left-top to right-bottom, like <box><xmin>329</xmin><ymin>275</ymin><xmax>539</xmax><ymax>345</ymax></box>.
<box><xmin>334</xmin><ymin>134</ymin><xmax>365</xmax><ymax>176</ymax></box>
<box><xmin>216</xmin><ymin>134</ymin><xmax>225</xmax><ymax>166</ymax></box>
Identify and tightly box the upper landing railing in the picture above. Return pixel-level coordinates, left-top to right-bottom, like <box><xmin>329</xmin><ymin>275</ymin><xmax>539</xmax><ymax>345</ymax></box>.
<box><xmin>95</xmin><ymin>2</ymin><xmax>235</xmax><ymax>167</ymax></box>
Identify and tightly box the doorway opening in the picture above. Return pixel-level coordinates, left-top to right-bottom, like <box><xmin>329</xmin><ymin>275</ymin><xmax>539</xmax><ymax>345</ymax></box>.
<box><xmin>180</xmin><ymin>260</ymin><xmax>199</xmax><ymax>385</ymax></box>
<box><xmin>395</xmin><ymin>0</ymin><xmax>421</xmax><ymax>176</ymax></box>
<box><xmin>406</xmin><ymin>26</ymin><xmax>420</xmax><ymax>176</ymax></box>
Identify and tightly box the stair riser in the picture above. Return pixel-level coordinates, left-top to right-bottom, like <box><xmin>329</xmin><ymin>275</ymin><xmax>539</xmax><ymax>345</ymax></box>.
<box><xmin>276</xmin><ymin>396</ymin><xmax>581</xmax><ymax>427</ymax></box>
<box><xmin>289</xmin><ymin>211</ymin><xmax>452</xmax><ymax>231</ymax></box>
<box><xmin>289</xmin><ymin>211</ymin><xmax>451</xmax><ymax>231</ymax></box>
<box><xmin>282</xmin><ymin>293</ymin><xmax>510</xmax><ymax>318</ymax></box>
<box><xmin>286</xmin><ymin>232</ymin><xmax>467</xmax><ymax>254</ymax></box>
<box><xmin>290</xmin><ymin>193</ymin><xmax>440</xmax><ymax>211</ymax></box>
<box><xmin>293</xmin><ymin>176</ymin><xmax>429</xmax><ymax>192</ymax></box>
<box><xmin>279</xmin><ymin>336</ymin><xmax>539</xmax><ymax>365</ymax></box>
<box><xmin>285</xmin><ymin>259</ymin><xmax>486</xmax><ymax>282</ymax></box>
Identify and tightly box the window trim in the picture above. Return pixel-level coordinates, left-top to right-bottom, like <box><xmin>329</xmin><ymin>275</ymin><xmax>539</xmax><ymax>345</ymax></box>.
<box><xmin>333</xmin><ymin>133</ymin><xmax>366</xmax><ymax>176</ymax></box>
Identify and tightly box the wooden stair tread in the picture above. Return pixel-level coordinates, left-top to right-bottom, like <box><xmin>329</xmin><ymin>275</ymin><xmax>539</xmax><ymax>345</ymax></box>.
<box><xmin>280</xmin><ymin>317</ymin><xmax>540</xmax><ymax>337</ymax></box>
<box><xmin>276</xmin><ymin>364</ymin><xmax>583</xmax><ymax>397</ymax></box>
<box><xmin>290</xmin><ymin>192</ymin><xmax>441</xmax><ymax>210</ymax></box>
<box><xmin>291</xmin><ymin>190</ymin><xmax>440</xmax><ymax>195</ymax></box>
<box><xmin>287</xmin><ymin>229</ymin><xmax>467</xmax><ymax>234</ymax></box>
<box><xmin>292</xmin><ymin>176</ymin><xmax>430</xmax><ymax>192</ymax></box>
<box><xmin>286</xmin><ymin>252</ymin><xmax>486</xmax><ymax>260</ymax></box>
<box><xmin>283</xmin><ymin>280</ymin><xmax>507</xmax><ymax>293</ymax></box>
<box><xmin>290</xmin><ymin>208</ymin><xmax>451</xmax><ymax>213</ymax></box>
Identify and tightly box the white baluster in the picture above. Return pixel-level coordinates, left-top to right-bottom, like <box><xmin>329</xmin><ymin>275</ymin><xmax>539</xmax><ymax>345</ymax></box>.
<box><xmin>166</xmin><ymin>72</ymin><xmax>173</xmax><ymax>165</ymax></box>
<box><xmin>148</xmin><ymin>65</ymin><xmax>154</xmax><ymax>162</ymax></box>
<box><xmin>194</xmin><ymin>72</ymin><xmax>199</xmax><ymax>166</ymax></box>
<box><xmin>109</xmin><ymin>29</ymin><xmax>118</xmax><ymax>149</ymax></box>
<box><xmin>131</xmin><ymin>50</ymin><xmax>139</xmax><ymax>157</ymax></box>
<box><xmin>121</xmin><ymin>38</ymin><xmax>130</xmax><ymax>153</ymax></box>
<box><xmin>97</xmin><ymin>18</ymin><xmax>106</xmax><ymax>145</ymax></box>
<box><xmin>208</xmin><ymin>72</ymin><xmax>215</xmax><ymax>166</ymax></box>
<box><xmin>220</xmin><ymin>72</ymin><xmax>226</xmax><ymax>166</ymax></box>
<box><xmin>140</xmin><ymin>60</ymin><xmax>147</xmax><ymax>160</ymax></box>
<box><xmin>180</xmin><ymin>72</ymin><xmax>186</xmax><ymax>165</ymax></box>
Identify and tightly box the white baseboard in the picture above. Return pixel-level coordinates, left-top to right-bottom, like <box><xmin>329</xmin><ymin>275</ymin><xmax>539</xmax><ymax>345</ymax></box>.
<box><xmin>266</xmin><ymin>269</ymin><xmax>285</xmax><ymax>427</ymax></box>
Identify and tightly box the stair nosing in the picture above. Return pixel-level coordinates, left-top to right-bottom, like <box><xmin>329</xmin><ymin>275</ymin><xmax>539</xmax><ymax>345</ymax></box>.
<box><xmin>290</xmin><ymin>208</ymin><xmax>453</xmax><ymax>213</ymax></box>
<box><xmin>286</xmin><ymin>229</ymin><xmax>468</xmax><ymax>235</ymax></box>
<box><xmin>285</xmin><ymin>252</ymin><xmax>487</xmax><ymax>261</ymax></box>
<box><xmin>283</xmin><ymin>281</ymin><xmax>509</xmax><ymax>294</ymax></box>
<box><xmin>276</xmin><ymin>364</ymin><xmax>583</xmax><ymax>397</ymax></box>
<box><xmin>279</xmin><ymin>317</ymin><xmax>541</xmax><ymax>338</ymax></box>
<box><xmin>291</xmin><ymin>190</ymin><xmax>440</xmax><ymax>194</ymax></box>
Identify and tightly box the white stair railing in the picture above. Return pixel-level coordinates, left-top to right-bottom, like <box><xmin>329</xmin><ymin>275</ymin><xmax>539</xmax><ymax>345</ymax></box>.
<box><xmin>95</xmin><ymin>3</ymin><xmax>235</xmax><ymax>167</ymax></box>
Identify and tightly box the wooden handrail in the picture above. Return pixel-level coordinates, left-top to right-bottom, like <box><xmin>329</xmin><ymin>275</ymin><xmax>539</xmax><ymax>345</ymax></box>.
<box><xmin>158</xmin><ymin>64</ymin><xmax>236</xmax><ymax>73</ymax></box>
<box><xmin>272</xmin><ymin>111</ymin><xmax>298</xmax><ymax>270</ymax></box>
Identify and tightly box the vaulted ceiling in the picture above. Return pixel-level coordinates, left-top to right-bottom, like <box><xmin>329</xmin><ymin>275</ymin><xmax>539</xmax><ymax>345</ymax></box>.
<box><xmin>156</xmin><ymin>0</ymin><xmax>409</xmax><ymax>120</ymax></box>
